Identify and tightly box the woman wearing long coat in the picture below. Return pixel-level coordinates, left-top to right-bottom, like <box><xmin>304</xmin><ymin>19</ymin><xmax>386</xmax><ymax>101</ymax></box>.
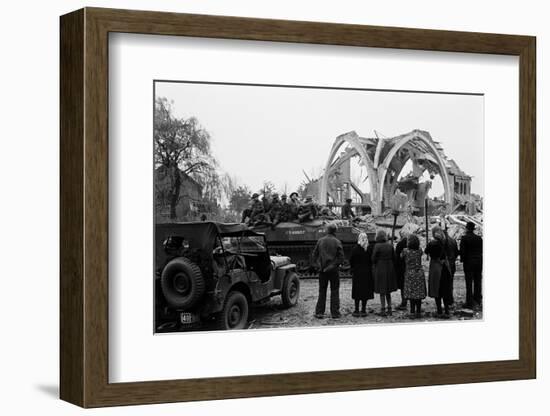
<box><xmin>349</xmin><ymin>233</ymin><xmax>375</xmax><ymax>316</ymax></box>
<box><xmin>372</xmin><ymin>230</ymin><xmax>398</xmax><ymax>316</ymax></box>
<box><xmin>425</xmin><ymin>227</ymin><xmax>453</xmax><ymax>317</ymax></box>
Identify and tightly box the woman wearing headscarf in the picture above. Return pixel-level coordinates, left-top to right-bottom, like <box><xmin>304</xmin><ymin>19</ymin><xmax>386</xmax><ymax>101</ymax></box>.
<box><xmin>372</xmin><ymin>229</ymin><xmax>398</xmax><ymax>316</ymax></box>
<box><xmin>401</xmin><ymin>234</ymin><xmax>427</xmax><ymax>318</ymax></box>
<box><xmin>349</xmin><ymin>232</ymin><xmax>375</xmax><ymax>317</ymax></box>
<box><xmin>425</xmin><ymin>226</ymin><xmax>453</xmax><ymax>317</ymax></box>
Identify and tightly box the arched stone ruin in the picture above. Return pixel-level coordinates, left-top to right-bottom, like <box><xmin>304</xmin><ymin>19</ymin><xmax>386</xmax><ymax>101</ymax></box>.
<box><xmin>318</xmin><ymin>129</ymin><xmax>472</xmax><ymax>215</ymax></box>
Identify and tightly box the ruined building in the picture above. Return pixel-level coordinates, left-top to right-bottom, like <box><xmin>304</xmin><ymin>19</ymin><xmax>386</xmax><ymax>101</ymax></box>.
<box><xmin>316</xmin><ymin>130</ymin><xmax>473</xmax><ymax>215</ymax></box>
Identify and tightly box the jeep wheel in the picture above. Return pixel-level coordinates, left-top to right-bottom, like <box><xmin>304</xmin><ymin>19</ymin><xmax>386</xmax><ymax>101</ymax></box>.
<box><xmin>281</xmin><ymin>272</ymin><xmax>300</xmax><ymax>308</ymax></box>
<box><xmin>160</xmin><ymin>257</ymin><xmax>205</xmax><ymax>309</ymax></box>
<box><xmin>217</xmin><ymin>291</ymin><xmax>249</xmax><ymax>330</ymax></box>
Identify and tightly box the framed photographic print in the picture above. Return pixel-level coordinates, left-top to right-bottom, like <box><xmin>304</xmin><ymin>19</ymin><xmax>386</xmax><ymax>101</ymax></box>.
<box><xmin>60</xmin><ymin>7</ymin><xmax>536</xmax><ymax>408</ymax></box>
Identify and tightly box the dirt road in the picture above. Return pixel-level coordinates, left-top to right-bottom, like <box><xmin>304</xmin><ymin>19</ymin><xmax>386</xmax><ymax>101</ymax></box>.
<box><xmin>248</xmin><ymin>273</ymin><xmax>482</xmax><ymax>329</ymax></box>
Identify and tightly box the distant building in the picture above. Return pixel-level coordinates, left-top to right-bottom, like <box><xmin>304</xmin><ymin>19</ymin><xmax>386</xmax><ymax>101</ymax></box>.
<box><xmin>446</xmin><ymin>158</ymin><xmax>472</xmax><ymax>197</ymax></box>
<box><xmin>154</xmin><ymin>166</ymin><xmax>203</xmax><ymax>220</ymax></box>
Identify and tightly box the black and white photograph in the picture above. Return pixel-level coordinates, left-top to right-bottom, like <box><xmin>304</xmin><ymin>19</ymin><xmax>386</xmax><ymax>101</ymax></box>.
<box><xmin>2</xmin><ymin>1</ymin><xmax>543</xmax><ymax>413</ymax></box>
<box><xmin>153</xmin><ymin>81</ymin><xmax>484</xmax><ymax>333</ymax></box>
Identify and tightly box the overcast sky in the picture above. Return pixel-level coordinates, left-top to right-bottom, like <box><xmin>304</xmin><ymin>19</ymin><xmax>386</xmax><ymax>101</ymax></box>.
<box><xmin>155</xmin><ymin>81</ymin><xmax>484</xmax><ymax>199</ymax></box>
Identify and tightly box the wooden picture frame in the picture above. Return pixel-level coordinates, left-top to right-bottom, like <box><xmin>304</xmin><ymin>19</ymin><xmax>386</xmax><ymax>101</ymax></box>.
<box><xmin>60</xmin><ymin>7</ymin><xmax>536</xmax><ymax>408</ymax></box>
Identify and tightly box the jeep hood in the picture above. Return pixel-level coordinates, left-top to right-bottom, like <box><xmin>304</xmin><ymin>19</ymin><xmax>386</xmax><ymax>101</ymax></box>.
<box><xmin>270</xmin><ymin>255</ymin><xmax>291</xmax><ymax>269</ymax></box>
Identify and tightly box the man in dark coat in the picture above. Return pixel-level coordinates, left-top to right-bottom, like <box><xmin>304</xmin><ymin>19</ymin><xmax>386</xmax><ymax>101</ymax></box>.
<box><xmin>341</xmin><ymin>198</ymin><xmax>355</xmax><ymax>220</ymax></box>
<box><xmin>312</xmin><ymin>223</ymin><xmax>344</xmax><ymax>319</ymax></box>
<box><xmin>459</xmin><ymin>221</ymin><xmax>483</xmax><ymax>308</ymax></box>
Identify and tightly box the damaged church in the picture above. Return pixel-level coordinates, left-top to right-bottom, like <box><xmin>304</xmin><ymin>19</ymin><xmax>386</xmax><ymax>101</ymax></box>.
<box><xmin>304</xmin><ymin>129</ymin><xmax>482</xmax><ymax>218</ymax></box>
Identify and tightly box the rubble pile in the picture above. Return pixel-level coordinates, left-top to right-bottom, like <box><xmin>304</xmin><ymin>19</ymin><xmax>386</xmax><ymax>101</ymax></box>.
<box><xmin>353</xmin><ymin>210</ymin><xmax>483</xmax><ymax>243</ymax></box>
<box><xmin>453</xmin><ymin>194</ymin><xmax>483</xmax><ymax>216</ymax></box>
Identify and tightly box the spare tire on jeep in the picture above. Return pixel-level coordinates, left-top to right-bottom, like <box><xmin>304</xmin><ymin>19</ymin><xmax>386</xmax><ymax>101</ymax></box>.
<box><xmin>160</xmin><ymin>257</ymin><xmax>205</xmax><ymax>309</ymax></box>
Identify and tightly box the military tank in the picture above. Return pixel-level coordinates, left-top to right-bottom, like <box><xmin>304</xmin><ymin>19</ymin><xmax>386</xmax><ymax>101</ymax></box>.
<box><xmin>251</xmin><ymin>219</ymin><xmax>375</xmax><ymax>278</ymax></box>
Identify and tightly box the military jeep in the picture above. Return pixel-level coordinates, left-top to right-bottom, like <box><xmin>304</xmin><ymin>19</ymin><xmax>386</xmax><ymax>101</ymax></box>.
<box><xmin>155</xmin><ymin>222</ymin><xmax>300</xmax><ymax>331</ymax></box>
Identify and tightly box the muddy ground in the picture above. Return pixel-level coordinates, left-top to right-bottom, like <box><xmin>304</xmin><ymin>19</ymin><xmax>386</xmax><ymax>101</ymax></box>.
<box><xmin>248</xmin><ymin>272</ymin><xmax>482</xmax><ymax>329</ymax></box>
<box><xmin>158</xmin><ymin>272</ymin><xmax>482</xmax><ymax>333</ymax></box>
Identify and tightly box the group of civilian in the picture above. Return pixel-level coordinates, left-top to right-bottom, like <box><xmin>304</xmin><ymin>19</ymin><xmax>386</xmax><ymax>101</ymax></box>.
<box><xmin>312</xmin><ymin>221</ymin><xmax>483</xmax><ymax>319</ymax></box>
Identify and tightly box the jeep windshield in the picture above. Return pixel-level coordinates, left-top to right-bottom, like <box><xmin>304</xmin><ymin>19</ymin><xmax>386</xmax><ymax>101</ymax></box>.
<box><xmin>220</xmin><ymin>235</ymin><xmax>266</xmax><ymax>254</ymax></box>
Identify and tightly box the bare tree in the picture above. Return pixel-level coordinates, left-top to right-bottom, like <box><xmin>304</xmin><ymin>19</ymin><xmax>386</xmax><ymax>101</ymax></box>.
<box><xmin>258</xmin><ymin>180</ymin><xmax>276</xmax><ymax>197</ymax></box>
<box><xmin>154</xmin><ymin>97</ymin><xmax>217</xmax><ymax>219</ymax></box>
<box><xmin>229</xmin><ymin>185</ymin><xmax>252</xmax><ymax>215</ymax></box>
